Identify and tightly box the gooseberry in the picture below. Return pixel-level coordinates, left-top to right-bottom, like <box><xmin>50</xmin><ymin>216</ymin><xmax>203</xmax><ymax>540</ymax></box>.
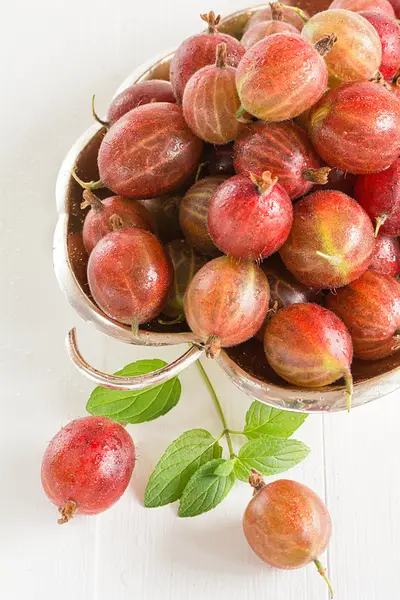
<box><xmin>184</xmin><ymin>256</ymin><xmax>270</xmax><ymax>357</ymax></box>
<box><xmin>388</xmin><ymin>0</ymin><xmax>400</xmax><ymax>18</ymax></box>
<box><xmin>354</xmin><ymin>157</ymin><xmax>400</xmax><ymax>236</ymax></box>
<box><xmin>236</xmin><ymin>32</ymin><xmax>335</xmax><ymax>121</ymax></box>
<box><xmin>179</xmin><ymin>175</ymin><xmax>227</xmax><ymax>255</ymax></box>
<box><xmin>327</xmin><ymin>271</ymin><xmax>400</xmax><ymax>360</ymax></box>
<box><xmin>97</xmin><ymin>102</ymin><xmax>204</xmax><ymax>199</ymax></box>
<box><xmin>309</xmin><ymin>82</ymin><xmax>400</xmax><ymax>174</ymax></box>
<box><xmin>105</xmin><ymin>80</ymin><xmax>175</xmax><ymax>125</ymax></box>
<box><xmin>359</xmin><ymin>11</ymin><xmax>400</xmax><ymax>79</ymax></box>
<box><xmin>370</xmin><ymin>235</ymin><xmax>400</xmax><ymax>277</ymax></box>
<box><xmin>279</xmin><ymin>190</ymin><xmax>375</xmax><ymax>289</ymax></box>
<box><xmin>41</xmin><ymin>416</ymin><xmax>135</xmax><ymax>523</ymax></box>
<box><xmin>241</xmin><ymin>3</ymin><xmax>299</xmax><ymax>50</ymax></box>
<box><xmin>302</xmin><ymin>9</ymin><xmax>382</xmax><ymax>83</ymax></box>
<box><xmin>255</xmin><ymin>255</ymin><xmax>322</xmax><ymax>342</ymax></box>
<box><xmin>264</xmin><ymin>303</ymin><xmax>354</xmax><ymax>409</ymax></box>
<box><xmin>81</xmin><ymin>190</ymin><xmax>153</xmax><ymax>254</ymax></box>
<box><xmin>245</xmin><ymin>3</ymin><xmax>306</xmax><ymax>32</ymax></box>
<box><xmin>234</xmin><ymin>120</ymin><xmax>330</xmax><ymax>200</ymax></box>
<box><xmin>182</xmin><ymin>43</ymin><xmax>241</xmax><ymax>144</ymax></box>
<box><xmin>87</xmin><ymin>228</ymin><xmax>173</xmax><ymax>327</ymax></box>
<box><xmin>170</xmin><ymin>11</ymin><xmax>245</xmax><ymax>103</ymax></box>
<box><xmin>208</xmin><ymin>172</ymin><xmax>293</xmax><ymax>261</ymax></box>
<box><xmin>243</xmin><ymin>476</ymin><xmax>333</xmax><ymax>596</ymax></box>
<box><xmin>329</xmin><ymin>0</ymin><xmax>396</xmax><ymax>18</ymax></box>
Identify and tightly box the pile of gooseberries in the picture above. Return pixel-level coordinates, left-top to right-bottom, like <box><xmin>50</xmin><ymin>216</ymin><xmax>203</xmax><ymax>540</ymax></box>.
<box><xmin>50</xmin><ymin>0</ymin><xmax>400</xmax><ymax>590</ymax></box>
<box><xmin>70</xmin><ymin>0</ymin><xmax>400</xmax><ymax>408</ymax></box>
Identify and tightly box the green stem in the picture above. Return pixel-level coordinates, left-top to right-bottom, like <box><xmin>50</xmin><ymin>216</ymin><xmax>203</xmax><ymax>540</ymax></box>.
<box><xmin>196</xmin><ymin>360</ymin><xmax>235</xmax><ymax>458</ymax></box>
<box><xmin>314</xmin><ymin>559</ymin><xmax>334</xmax><ymax>598</ymax></box>
<box><xmin>227</xmin><ymin>429</ymin><xmax>246</xmax><ymax>436</ymax></box>
<box><xmin>91</xmin><ymin>94</ymin><xmax>110</xmax><ymax>128</ymax></box>
<box><xmin>71</xmin><ymin>167</ymin><xmax>104</xmax><ymax>191</ymax></box>
<box><xmin>236</xmin><ymin>105</ymin><xmax>253</xmax><ymax>124</ymax></box>
<box><xmin>282</xmin><ymin>4</ymin><xmax>309</xmax><ymax>22</ymax></box>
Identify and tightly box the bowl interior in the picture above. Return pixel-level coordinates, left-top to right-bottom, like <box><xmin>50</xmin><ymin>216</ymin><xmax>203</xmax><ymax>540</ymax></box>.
<box><xmin>64</xmin><ymin>0</ymin><xmax>400</xmax><ymax>395</ymax></box>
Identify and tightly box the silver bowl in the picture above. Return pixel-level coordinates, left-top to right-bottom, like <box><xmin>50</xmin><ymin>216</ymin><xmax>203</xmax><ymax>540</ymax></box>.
<box><xmin>54</xmin><ymin>3</ymin><xmax>400</xmax><ymax>412</ymax></box>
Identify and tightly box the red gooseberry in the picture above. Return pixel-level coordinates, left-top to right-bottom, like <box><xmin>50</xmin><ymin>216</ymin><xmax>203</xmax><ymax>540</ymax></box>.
<box><xmin>329</xmin><ymin>0</ymin><xmax>396</xmax><ymax>18</ymax></box>
<box><xmin>309</xmin><ymin>82</ymin><xmax>400</xmax><ymax>175</ymax></box>
<box><xmin>359</xmin><ymin>11</ymin><xmax>400</xmax><ymax>80</ymax></box>
<box><xmin>179</xmin><ymin>175</ymin><xmax>227</xmax><ymax>256</ymax></box>
<box><xmin>264</xmin><ymin>303</ymin><xmax>354</xmax><ymax>409</ymax></box>
<box><xmin>41</xmin><ymin>416</ymin><xmax>135</xmax><ymax>523</ymax></box>
<box><xmin>105</xmin><ymin>80</ymin><xmax>175</xmax><ymax>125</ymax></box>
<box><xmin>182</xmin><ymin>43</ymin><xmax>241</xmax><ymax>144</ymax></box>
<box><xmin>241</xmin><ymin>3</ymin><xmax>299</xmax><ymax>50</ymax></box>
<box><xmin>388</xmin><ymin>0</ymin><xmax>400</xmax><ymax>18</ymax></box>
<box><xmin>236</xmin><ymin>32</ymin><xmax>336</xmax><ymax>122</ymax></box>
<box><xmin>355</xmin><ymin>158</ymin><xmax>400</xmax><ymax>237</ymax></box>
<box><xmin>97</xmin><ymin>103</ymin><xmax>204</xmax><ymax>199</ymax></box>
<box><xmin>370</xmin><ymin>235</ymin><xmax>400</xmax><ymax>277</ymax></box>
<box><xmin>301</xmin><ymin>9</ymin><xmax>382</xmax><ymax>84</ymax></box>
<box><xmin>234</xmin><ymin>120</ymin><xmax>330</xmax><ymax>200</ymax></box>
<box><xmin>87</xmin><ymin>228</ymin><xmax>173</xmax><ymax>328</ymax></box>
<box><xmin>243</xmin><ymin>476</ymin><xmax>333</xmax><ymax>596</ymax></box>
<box><xmin>280</xmin><ymin>190</ymin><xmax>375</xmax><ymax>289</ymax></box>
<box><xmin>184</xmin><ymin>256</ymin><xmax>270</xmax><ymax>358</ymax></box>
<box><xmin>327</xmin><ymin>271</ymin><xmax>400</xmax><ymax>360</ymax></box>
<box><xmin>245</xmin><ymin>3</ymin><xmax>306</xmax><ymax>32</ymax></box>
<box><xmin>81</xmin><ymin>190</ymin><xmax>153</xmax><ymax>254</ymax></box>
<box><xmin>170</xmin><ymin>11</ymin><xmax>245</xmax><ymax>103</ymax></box>
<box><xmin>255</xmin><ymin>255</ymin><xmax>322</xmax><ymax>342</ymax></box>
<box><xmin>208</xmin><ymin>172</ymin><xmax>293</xmax><ymax>261</ymax></box>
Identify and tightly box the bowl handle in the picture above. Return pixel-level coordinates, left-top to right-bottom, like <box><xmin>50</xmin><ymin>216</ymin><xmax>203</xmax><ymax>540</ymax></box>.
<box><xmin>66</xmin><ymin>327</ymin><xmax>205</xmax><ymax>390</ymax></box>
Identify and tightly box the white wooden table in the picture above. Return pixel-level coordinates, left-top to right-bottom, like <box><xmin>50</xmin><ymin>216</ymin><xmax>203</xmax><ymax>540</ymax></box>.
<box><xmin>1</xmin><ymin>1</ymin><xmax>399</xmax><ymax>598</ymax></box>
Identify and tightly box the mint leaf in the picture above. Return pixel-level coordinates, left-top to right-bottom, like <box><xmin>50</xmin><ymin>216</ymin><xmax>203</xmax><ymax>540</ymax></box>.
<box><xmin>244</xmin><ymin>403</ymin><xmax>307</xmax><ymax>439</ymax></box>
<box><xmin>233</xmin><ymin>457</ymin><xmax>252</xmax><ymax>483</ymax></box>
<box><xmin>238</xmin><ymin>435</ymin><xmax>310</xmax><ymax>476</ymax></box>
<box><xmin>86</xmin><ymin>359</ymin><xmax>181</xmax><ymax>424</ymax></box>
<box><xmin>178</xmin><ymin>459</ymin><xmax>235</xmax><ymax>517</ymax></box>
<box><xmin>214</xmin><ymin>458</ymin><xmax>235</xmax><ymax>477</ymax></box>
<box><xmin>144</xmin><ymin>430</ymin><xmax>222</xmax><ymax>508</ymax></box>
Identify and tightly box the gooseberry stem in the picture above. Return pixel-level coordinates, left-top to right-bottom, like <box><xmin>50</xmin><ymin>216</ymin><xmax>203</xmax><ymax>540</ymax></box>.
<box><xmin>58</xmin><ymin>500</ymin><xmax>77</xmax><ymax>525</ymax></box>
<box><xmin>81</xmin><ymin>189</ymin><xmax>104</xmax><ymax>211</ymax></box>
<box><xmin>375</xmin><ymin>214</ymin><xmax>388</xmax><ymax>237</ymax></box>
<box><xmin>270</xmin><ymin>2</ymin><xmax>284</xmax><ymax>21</ymax></box>
<box><xmin>314</xmin><ymin>34</ymin><xmax>338</xmax><ymax>58</ymax></box>
<box><xmin>200</xmin><ymin>10</ymin><xmax>221</xmax><ymax>34</ymax></box>
<box><xmin>282</xmin><ymin>4</ymin><xmax>309</xmax><ymax>22</ymax></box>
<box><xmin>316</xmin><ymin>251</ymin><xmax>342</xmax><ymax>266</ymax></box>
<box><xmin>196</xmin><ymin>360</ymin><xmax>235</xmax><ymax>459</ymax></box>
<box><xmin>343</xmin><ymin>368</ymin><xmax>353</xmax><ymax>413</ymax></box>
<box><xmin>91</xmin><ymin>94</ymin><xmax>110</xmax><ymax>128</ymax></box>
<box><xmin>314</xmin><ymin>559</ymin><xmax>334</xmax><ymax>598</ymax></box>
<box><xmin>236</xmin><ymin>105</ymin><xmax>253</xmax><ymax>124</ymax></box>
<box><xmin>71</xmin><ymin>167</ymin><xmax>104</xmax><ymax>191</ymax></box>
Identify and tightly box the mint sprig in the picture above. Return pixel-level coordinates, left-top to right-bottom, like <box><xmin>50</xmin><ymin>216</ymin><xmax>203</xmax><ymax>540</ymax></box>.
<box><xmin>86</xmin><ymin>359</ymin><xmax>181</xmax><ymax>423</ymax></box>
<box><xmin>85</xmin><ymin>358</ymin><xmax>310</xmax><ymax>518</ymax></box>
